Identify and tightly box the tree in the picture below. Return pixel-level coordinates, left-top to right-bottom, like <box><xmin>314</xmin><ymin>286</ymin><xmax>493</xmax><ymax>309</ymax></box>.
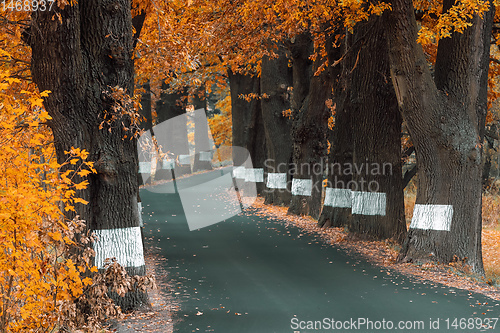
<box><xmin>138</xmin><ymin>81</ymin><xmax>153</xmax><ymax>133</ymax></box>
<box><xmin>260</xmin><ymin>44</ymin><xmax>294</xmax><ymax>206</ymax></box>
<box><xmin>208</xmin><ymin>88</ymin><xmax>233</xmax><ymax>161</ymax></box>
<box><xmin>137</xmin><ymin>81</ymin><xmax>153</xmax><ymax>186</ymax></box>
<box><xmin>386</xmin><ymin>0</ymin><xmax>494</xmax><ymax>272</ymax></box>
<box><xmin>318</xmin><ymin>37</ymin><xmax>353</xmax><ymax>229</ymax></box>
<box><xmin>348</xmin><ymin>15</ymin><xmax>406</xmax><ymax>242</ymax></box>
<box><xmin>192</xmin><ymin>90</ymin><xmax>214</xmax><ymax>172</ymax></box>
<box><xmin>229</xmin><ymin>71</ymin><xmax>267</xmax><ymax>195</ymax></box>
<box><xmin>0</xmin><ymin>66</ymin><xmax>89</xmax><ymax>331</ymax></box>
<box><xmin>287</xmin><ymin>34</ymin><xmax>333</xmax><ymax>219</ymax></box>
<box><xmin>29</xmin><ymin>2</ymin><xmax>149</xmax><ymax>310</ymax></box>
<box><xmin>154</xmin><ymin>81</ymin><xmax>192</xmax><ymax>179</ymax></box>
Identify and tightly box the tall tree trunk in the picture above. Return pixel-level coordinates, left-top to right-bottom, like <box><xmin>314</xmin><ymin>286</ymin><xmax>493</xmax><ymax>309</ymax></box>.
<box><xmin>30</xmin><ymin>1</ymin><xmax>148</xmax><ymax>311</ymax></box>
<box><xmin>318</xmin><ymin>88</ymin><xmax>353</xmax><ymax>228</ymax></box>
<box><xmin>228</xmin><ymin>71</ymin><xmax>267</xmax><ymax>195</ymax></box>
<box><xmin>348</xmin><ymin>17</ymin><xmax>406</xmax><ymax>242</ymax></box>
<box><xmin>192</xmin><ymin>92</ymin><xmax>213</xmax><ymax>172</ymax></box>
<box><xmin>260</xmin><ymin>45</ymin><xmax>294</xmax><ymax>206</ymax></box>
<box><xmin>154</xmin><ymin>82</ymin><xmax>191</xmax><ymax>180</ymax></box>
<box><xmin>139</xmin><ymin>81</ymin><xmax>153</xmax><ymax>132</ymax></box>
<box><xmin>137</xmin><ymin>81</ymin><xmax>153</xmax><ymax>187</ymax></box>
<box><xmin>482</xmin><ymin>133</ymin><xmax>495</xmax><ymax>187</ymax></box>
<box><xmin>289</xmin><ymin>34</ymin><xmax>313</xmax><ymax>115</ymax></box>
<box><xmin>318</xmin><ymin>33</ymin><xmax>353</xmax><ymax>228</ymax></box>
<box><xmin>386</xmin><ymin>0</ymin><xmax>494</xmax><ymax>273</ymax></box>
<box><xmin>287</xmin><ymin>36</ymin><xmax>332</xmax><ymax>219</ymax></box>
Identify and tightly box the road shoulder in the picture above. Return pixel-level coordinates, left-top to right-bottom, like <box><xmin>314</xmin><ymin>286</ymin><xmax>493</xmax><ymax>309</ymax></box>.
<box><xmin>249</xmin><ymin>197</ymin><xmax>500</xmax><ymax>302</ymax></box>
<box><xmin>115</xmin><ymin>247</ymin><xmax>178</xmax><ymax>333</ymax></box>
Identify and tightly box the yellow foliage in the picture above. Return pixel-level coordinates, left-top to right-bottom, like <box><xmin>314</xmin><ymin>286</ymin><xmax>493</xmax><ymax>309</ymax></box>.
<box><xmin>282</xmin><ymin>108</ymin><xmax>293</xmax><ymax>118</ymax></box>
<box><xmin>208</xmin><ymin>92</ymin><xmax>232</xmax><ymax>148</ymax></box>
<box><xmin>416</xmin><ymin>0</ymin><xmax>490</xmax><ymax>45</ymax></box>
<box><xmin>0</xmin><ymin>52</ymin><xmax>97</xmax><ymax>331</ymax></box>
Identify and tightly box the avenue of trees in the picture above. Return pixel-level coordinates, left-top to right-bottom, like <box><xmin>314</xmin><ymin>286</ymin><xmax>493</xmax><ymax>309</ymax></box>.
<box><xmin>1</xmin><ymin>0</ymin><xmax>500</xmax><ymax>329</ymax></box>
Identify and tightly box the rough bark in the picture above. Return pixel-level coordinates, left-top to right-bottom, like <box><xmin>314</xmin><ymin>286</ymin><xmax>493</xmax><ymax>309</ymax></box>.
<box><xmin>386</xmin><ymin>0</ymin><xmax>494</xmax><ymax>273</ymax></box>
<box><xmin>348</xmin><ymin>16</ymin><xmax>407</xmax><ymax>243</ymax></box>
<box><xmin>289</xmin><ymin>33</ymin><xmax>313</xmax><ymax>115</ymax></box>
<box><xmin>30</xmin><ymin>1</ymin><xmax>148</xmax><ymax>311</ymax></box>
<box><xmin>228</xmin><ymin>71</ymin><xmax>267</xmax><ymax>195</ymax></box>
<box><xmin>287</xmin><ymin>36</ymin><xmax>332</xmax><ymax>219</ymax></box>
<box><xmin>482</xmin><ymin>135</ymin><xmax>494</xmax><ymax>187</ymax></box>
<box><xmin>318</xmin><ymin>89</ymin><xmax>353</xmax><ymax>228</ymax></box>
<box><xmin>260</xmin><ymin>45</ymin><xmax>294</xmax><ymax>206</ymax></box>
<box><xmin>318</xmin><ymin>33</ymin><xmax>352</xmax><ymax>228</ymax></box>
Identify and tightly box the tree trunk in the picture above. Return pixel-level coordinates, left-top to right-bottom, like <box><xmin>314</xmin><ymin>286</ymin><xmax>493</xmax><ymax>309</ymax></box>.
<box><xmin>287</xmin><ymin>36</ymin><xmax>331</xmax><ymax>219</ymax></box>
<box><xmin>482</xmin><ymin>134</ymin><xmax>494</xmax><ymax>187</ymax></box>
<box><xmin>318</xmin><ymin>89</ymin><xmax>353</xmax><ymax>228</ymax></box>
<box><xmin>139</xmin><ymin>81</ymin><xmax>153</xmax><ymax>132</ymax></box>
<box><xmin>192</xmin><ymin>92</ymin><xmax>213</xmax><ymax>172</ymax></box>
<box><xmin>289</xmin><ymin>33</ymin><xmax>313</xmax><ymax>115</ymax></box>
<box><xmin>30</xmin><ymin>1</ymin><xmax>148</xmax><ymax>311</ymax></box>
<box><xmin>348</xmin><ymin>17</ymin><xmax>407</xmax><ymax>242</ymax></box>
<box><xmin>154</xmin><ymin>82</ymin><xmax>191</xmax><ymax>180</ymax></box>
<box><xmin>228</xmin><ymin>71</ymin><xmax>267</xmax><ymax>195</ymax></box>
<box><xmin>137</xmin><ymin>81</ymin><xmax>153</xmax><ymax>187</ymax></box>
<box><xmin>318</xmin><ymin>33</ymin><xmax>352</xmax><ymax>228</ymax></box>
<box><xmin>260</xmin><ymin>45</ymin><xmax>294</xmax><ymax>206</ymax></box>
<box><xmin>386</xmin><ymin>0</ymin><xmax>494</xmax><ymax>273</ymax></box>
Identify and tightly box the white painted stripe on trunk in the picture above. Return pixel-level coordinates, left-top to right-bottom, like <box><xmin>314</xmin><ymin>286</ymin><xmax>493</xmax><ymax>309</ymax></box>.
<box><xmin>351</xmin><ymin>191</ymin><xmax>386</xmax><ymax>216</ymax></box>
<box><xmin>199</xmin><ymin>151</ymin><xmax>212</xmax><ymax>161</ymax></box>
<box><xmin>291</xmin><ymin>178</ymin><xmax>312</xmax><ymax>196</ymax></box>
<box><xmin>410</xmin><ymin>204</ymin><xmax>453</xmax><ymax>231</ymax></box>
<box><xmin>324</xmin><ymin>188</ymin><xmax>352</xmax><ymax>208</ymax></box>
<box><xmin>178</xmin><ymin>154</ymin><xmax>191</xmax><ymax>165</ymax></box>
<box><xmin>93</xmin><ymin>227</ymin><xmax>145</xmax><ymax>269</ymax></box>
<box><xmin>266</xmin><ymin>173</ymin><xmax>287</xmax><ymax>189</ymax></box>
<box><xmin>138</xmin><ymin>202</ymin><xmax>143</xmax><ymax>227</ymax></box>
<box><xmin>245</xmin><ymin>168</ymin><xmax>264</xmax><ymax>182</ymax></box>
<box><xmin>162</xmin><ymin>159</ymin><xmax>175</xmax><ymax>170</ymax></box>
<box><xmin>232</xmin><ymin>166</ymin><xmax>246</xmax><ymax>179</ymax></box>
<box><xmin>139</xmin><ymin>162</ymin><xmax>151</xmax><ymax>174</ymax></box>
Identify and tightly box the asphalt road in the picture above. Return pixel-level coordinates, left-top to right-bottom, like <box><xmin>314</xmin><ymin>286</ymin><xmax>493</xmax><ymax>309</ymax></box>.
<box><xmin>140</xmin><ymin>169</ymin><xmax>499</xmax><ymax>333</ymax></box>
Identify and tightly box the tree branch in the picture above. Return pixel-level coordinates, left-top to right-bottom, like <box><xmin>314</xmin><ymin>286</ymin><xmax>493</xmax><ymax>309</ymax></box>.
<box><xmin>403</xmin><ymin>165</ymin><xmax>417</xmax><ymax>189</ymax></box>
<box><xmin>490</xmin><ymin>57</ymin><xmax>500</xmax><ymax>65</ymax></box>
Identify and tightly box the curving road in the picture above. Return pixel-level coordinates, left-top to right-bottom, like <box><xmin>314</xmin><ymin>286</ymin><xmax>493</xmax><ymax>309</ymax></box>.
<box><xmin>140</xmin><ymin>169</ymin><xmax>499</xmax><ymax>333</ymax></box>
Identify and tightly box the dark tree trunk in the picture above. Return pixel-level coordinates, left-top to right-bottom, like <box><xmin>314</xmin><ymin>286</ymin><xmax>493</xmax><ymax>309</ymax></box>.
<box><xmin>318</xmin><ymin>87</ymin><xmax>353</xmax><ymax>228</ymax></box>
<box><xmin>154</xmin><ymin>82</ymin><xmax>191</xmax><ymax>180</ymax></box>
<box><xmin>386</xmin><ymin>0</ymin><xmax>494</xmax><ymax>273</ymax></box>
<box><xmin>403</xmin><ymin>165</ymin><xmax>418</xmax><ymax>189</ymax></box>
<box><xmin>318</xmin><ymin>33</ymin><xmax>352</xmax><ymax>229</ymax></box>
<box><xmin>348</xmin><ymin>16</ymin><xmax>406</xmax><ymax>243</ymax></box>
<box><xmin>260</xmin><ymin>45</ymin><xmax>294</xmax><ymax>206</ymax></box>
<box><xmin>286</xmin><ymin>33</ymin><xmax>313</xmax><ymax>215</ymax></box>
<box><xmin>289</xmin><ymin>33</ymin><xmax>313</xmax><ymax>115</ymax></box>
<box><xmin>482</xmin><ymin>134</ymin><xmax>494</xmax><ymax>187</ymax></box>
<box><xmin>483</xmin><ymin>124</ymin><xmax>499</xmax><ymax>187</ymax></box>
<box><xmin>318</xmin><ymin>106</ymin><xmax>354</xmax><ymax>228</ymax></box>
<box><xmin>192</xmin><ymin>92</ymin><xmax>213</xmax><ymax>172</ymax></box>
<box><xmin>228</xmin><ymin>71</ymin><xmax>267</xmax><ymax>195</ymax></box>
<box><xmin>287</xmin><ymin>36</ymin><xmax>332</xmax><ymax>219</ymax></box>
<box><xmin>30</xmin><ymin>1</ymin><xmax>148</xmax><ymax>311</ymax></box>
<box><xmin>139</xmin><ymin>81</ymin><xmax>153</xmax><ymax>132</ymax></box>
<box><xmin>137</xmin><ymin>81</ymin><xmax>153</xmax><ymax>187</ymax></box>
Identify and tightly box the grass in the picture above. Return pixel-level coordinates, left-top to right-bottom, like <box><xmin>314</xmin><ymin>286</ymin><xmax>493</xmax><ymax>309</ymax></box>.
<box><xmin>482</xmin><ymin>194</ymin><xmax>500</xmax><ymax>227</ymax></box>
